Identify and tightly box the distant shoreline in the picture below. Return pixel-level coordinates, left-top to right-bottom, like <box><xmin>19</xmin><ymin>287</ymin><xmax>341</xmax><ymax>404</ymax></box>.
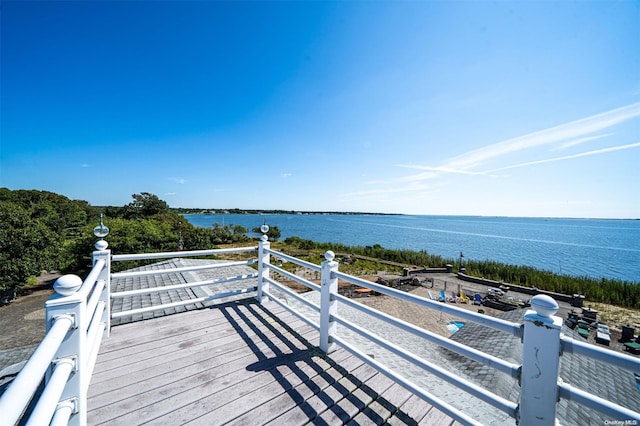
<box><xmin>184</xmin><ymin>213</ymin><xmax>640</xmax><ymax>284</ymax></box>
<box><xmin>174</xmin><ymin>208</ymin><xmax>402</xmax><ymax>216</ymax></box>
<box><xmin>169</xmin><ymin>209</ymin><xmax>639</xmax><ymax>221</ymax></box>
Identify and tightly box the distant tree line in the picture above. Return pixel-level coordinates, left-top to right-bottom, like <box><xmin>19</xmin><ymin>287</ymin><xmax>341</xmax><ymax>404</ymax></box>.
<box><xmin>170</xmin><ymin>207</ymin><xmax>399</xmax><ymax>216</ymax></box>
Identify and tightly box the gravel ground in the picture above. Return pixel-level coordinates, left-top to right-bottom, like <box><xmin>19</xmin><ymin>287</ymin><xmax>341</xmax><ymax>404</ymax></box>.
<box><xmin>0</xmin><ymin>288</ymin><xmax>54</xmax><ymax>389</ymax></box>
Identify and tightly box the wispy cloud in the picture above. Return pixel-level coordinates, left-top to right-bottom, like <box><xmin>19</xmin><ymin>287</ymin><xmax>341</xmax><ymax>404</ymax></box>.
<box><xmin>81</xmin><ymin>163</ymin><xmax>89</xmax><ymax>168</ymax></box>
<box><xmin>396</xmin><ymin>165</ymin><xmax>489</xmax><ymax>176</ymax></box>
<box><xmin>552</xmin><ymin>134</ymin><xmax>611</xmax><ymax>151</ymax></box>
<box><xmin>342</xmin><ymin>181</ymin><xmax>445</xmax><ymax>203</ymax></box>
<box><xmin>281</xmin><ymin>173</ymin><xmax>292</xmax><ymax>178</ymax></box>
<box><xmin>165</xmin><ymin>192</ymin><xmax>177</xmax><ymax>196</ymax></box>
<box><xmin>356</xmin><ymin>103</ymin><xmax>640</xmax><ymax>210</ymax></box>
<box><xmin>366</xmin><ymin>172</ymin><xmax>431</xmax><ymax>185</ymax></box>
<box><xmin>390</xmin><ymin>102</ymin><xmax>640</xmax><ymax>182</ymax></box>
<box><xmin>169</xmin><ymin>177</ymin><xmax>187</xmax><ymax>184</ymax></box>
<box><xmin>344</xmin><ymin>183</ymin><xmax>430</xmax><ymax>198</ymax></box>
<box><xmin>485</xmin><ymin>142</ymin><xmax>640</xmax><ymax>173</ymax></box>
<box><xmin>445</xmin><ymin>102</ymin><xmax>640</xmax><ymax>171</ymax></box>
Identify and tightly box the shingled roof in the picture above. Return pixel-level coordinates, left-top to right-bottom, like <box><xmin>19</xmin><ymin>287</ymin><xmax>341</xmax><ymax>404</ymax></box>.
<box><xmin>110</xmin><ymin>258</ymin><xmax>258</xmax><ymax>325</ymax></box>
<box><xmin>444</xmin><ymin>308</ymin><xmax>640</xmax><ymax>425</ymax></box>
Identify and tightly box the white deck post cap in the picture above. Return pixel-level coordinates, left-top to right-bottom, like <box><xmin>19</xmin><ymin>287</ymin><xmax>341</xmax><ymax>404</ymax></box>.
<box><xmin>53</xmin><ymin>274</ymin><xmax>83</xmax><ymax>296</ymax></box>
<box><xmin>530</xmin><ymin>294</ymin><xmax>559</xmax><ymax>317</ymax></box>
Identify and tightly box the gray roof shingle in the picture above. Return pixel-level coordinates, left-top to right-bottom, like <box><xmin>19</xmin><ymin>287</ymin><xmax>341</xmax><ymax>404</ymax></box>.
<box><xmin>445</xmin><ymin>309</ymin><xmax>640</xmax><ymax>425</ymax></box>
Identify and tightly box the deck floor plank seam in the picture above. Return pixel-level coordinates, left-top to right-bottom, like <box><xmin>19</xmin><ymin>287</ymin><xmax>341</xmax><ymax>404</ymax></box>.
<box><xmin>88</xmin><ymin>325</ymin><xmax>321</xmax><ymax>405</ymax></box>
<box><xmin>101</xmin><ymin>300</ymin><xmax>302</xmax><ymax>349</ymax></box>
<box><xmin>90</xmin><ymin>302</ymin><xmax>318</xmax><ymax>424</ymax></box>
<box><xmin>93</xmin><ymin>310</ymin><xmax>313</xmax><ymax>376</ymax></box>
<box><xmin>194</xmin><ymin>346</ymin><xmax>363</xmax><ymax>425</ymax></box>
<box><xmin>259</xmin><ymin>350</ymin><xmax>359</xmax><ymax>425</ymax></box>
<box><xmin>91</xmin><ymin>338</ymin><xmax>314</xmax><ymax>424</ymax></box>
<box><xmin>93</xmin><ymin>304</ymin><xmax>313</xmax><ymax>375</ymax></box>
<box><xmin>130</xmin><ymin>347</ymin><xmax>320</xmax><ymax>425</ymax></box>
<box><xmin>182</xmin><ymin>349</ymin><xmax>341</xmax><ymax>425</ymax></box>
<box><xmin>307</xmin><ymin>360</ymin><xmax>382</xmax><ymax>424</ymax></box>
<box><xmin>88</xmin><ymin>298</ymin><xmax>453</xmax><ymax>425</ymax></box>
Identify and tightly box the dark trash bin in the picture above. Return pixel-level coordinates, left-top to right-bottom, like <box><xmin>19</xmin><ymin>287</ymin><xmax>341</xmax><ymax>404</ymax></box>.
<box><xmin>621</xmin><ymin>324</ymin><xmax>635</xmax><ymax>343</ymax></box>
<box><xmin>571</xmin><ymin>294</ymin><xmax>585</xmax><ymax>308</ymax></box>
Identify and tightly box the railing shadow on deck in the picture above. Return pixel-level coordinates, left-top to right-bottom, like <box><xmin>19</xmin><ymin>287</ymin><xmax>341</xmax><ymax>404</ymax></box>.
<box><xmin>223</xmin><ymin>299</ymin><xmax>416</xmax><ymax>425</ymax></box>
<box><xmin>1</xmin><ymin>223</ymin><xmax>639</xmax><ymax>426</ymax></box>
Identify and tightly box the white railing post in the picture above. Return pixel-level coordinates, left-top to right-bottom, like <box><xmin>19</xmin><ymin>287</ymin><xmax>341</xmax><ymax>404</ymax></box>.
<box><xmin>92</xmin><ymin>242</ymin><xmax>111</xmax><ymax>338</ymax></box>
<box><xmin>319</xmin><ymin>250</ymin><xmax>339</xmax><ymax>353</ymax></box>
<box><xmin>45</xmin><ymin>275</ymin><xmax>88</xmax><ymax>426</ymax></box>
<box><xmin>256</xmin><ymin>225</ymin><xmax>270</xmax><ymax>303</ymax></box>
<box><xmin>519</xmin><ymin>294</ymin><xmax>562</xmax><ymax>425</ymax></box>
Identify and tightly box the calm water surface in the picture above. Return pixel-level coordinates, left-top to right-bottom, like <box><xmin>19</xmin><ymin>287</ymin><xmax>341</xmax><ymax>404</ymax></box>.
<box><xmin>184</xmin><ymin>214</ymin><xmax>640</xmax><ymax>283</ymax></box>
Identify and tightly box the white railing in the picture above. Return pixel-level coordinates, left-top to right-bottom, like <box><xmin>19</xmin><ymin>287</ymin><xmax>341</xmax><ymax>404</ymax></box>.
<box><xmin>2</xmin><ymin>226</ymin><xmax>639</xmax><ymax>426</ymax></box>
<box><xmin>110</xmin><ymin>246</ymin><xmax>259</xmax><ymax>319</ymax></box>
<box><xmin>0</xmin><ymin>239</ymin><xmax>259</xmax><ymax>426</ymax></box>
<box><xmin>254</xmin><ymin>233</ymin><xmax>640</xmax><ymax>426</ymax></box>
<box><xmin>0</xmin><ymin>244</ymin><xmax>110</xmax><ymax>426</ymax></box>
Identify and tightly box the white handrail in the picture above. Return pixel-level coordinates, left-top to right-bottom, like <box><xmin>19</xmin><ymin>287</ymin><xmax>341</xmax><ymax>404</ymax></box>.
<box><xmin>86</xmin><ymin>301</ymin><xmax>106</xmax><ymax>362</ymax></box>
<box><xmin>26</xmin><ymin>358</ymin><xmax>75</xmax><ymax>426</ymax></box>
<box><xmin>334</xmin><ymin>270</ymin><xmax>522</xmax><ymax>336</ymax></box>
<box><xmin>111</xmin><ymin>273</ymin><xmax>258</xmax><ymax>298</ymax></box>
<box><xmin>332</xmin><ymin>312</ymin><xmax>519</xmax><ymax>416</ymax></box>
<box><xmin>560</xmin><ymin>334</ymin><xmax>640</xmax><ymax>372</ymax></box>
<box><xmin>0</xmin><ymin>315</ymin><xmax>74</xmax><ymax>425</ymax></box>
<box><xmin>333</xmin><ymin>292</ymin><xmax>520</xmax><ymax>378</ymax></box>
<box><xmin>50</xmin><ymin>400</ymin><xmax>75</xmax><ymax>426</ymax></box>
<box><xmin>265</xmin><ymin>262</ymin><xmax>321</xmax><ymax>292</ymax></box>
<box><xmin>86</xmin><ymin>323</ymin><xmax>107</xmax><ymax>383</ymax></box>
<box><xmin>558</xmin><ymin>381</ymin><xmax>640</xmax><ymax>421</ymax></box>
<box><xmin>263</xmin><ymin>277</ymin><xmax>320</xmax><ymax>313</ymax></box>
<box><xmin>264</xmin><ymin>247</ymin><xmax>322</xmax><ymax>272</ymax></box>
<box><xmin>111</xmin><ymin>259</ymin><xmax>255</xmax><ymax>278</ymax></box>
<box><xmin>262</xmin><ymin>288</ymin><xmax>320</xmax><ymax>330</ymax></box>
<box><xmin>77</xmin><ymin>259</ymin><xmax>106</xmax><ymax>299</ymax></box>
<box><xmin>85</xmin><ymin>279</ymin><xmax>106</xmax><ymax>327</ymax></box>
<box><xmin>111</xmin><ymin>285</ymin><xmax>258</xmax><ymax>319</ymax></box>
<box><xmin>112</xmin><ymin>246</ymin><xmax>257</xmax><ymax>261</ymax></box>
<box><xmin>257</xmin><ymin>248</ymin><xmax>640</xmax><ymax>424</ymax></box>
<box><xmin>330</xmin><ymin>333</ymin><xmax>484</xmax><ymax>426</ymax></box>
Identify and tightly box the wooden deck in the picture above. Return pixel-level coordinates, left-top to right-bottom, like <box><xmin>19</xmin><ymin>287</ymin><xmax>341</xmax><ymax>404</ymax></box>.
<box><xmin>87</xmin><ymin>298</ymin><xmax>458</xmax><ymax>425</ymax></box>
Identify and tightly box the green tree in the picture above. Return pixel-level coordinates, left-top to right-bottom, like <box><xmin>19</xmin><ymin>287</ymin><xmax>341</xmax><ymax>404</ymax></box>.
<box><xmin>253</xmin><ymin>225</ymin><xmax>281</xmax><ymax>241</ymax></box>
<box><xmin>0</xmin><ymin>201</ymin><xmax>62</xmax><ymax>291</ymax></box>
<box><xmin>67</xmin><ymin>195</ymin><xmax>252</xmax><ymax>272</ymax></box>
<box><xmin>0</xmin><ymin>188</ymin><xmax>92</xmax><ymax>238</ymax></box>
<box><xmin>122</xmin><ymin>192</ymin><xmax>169</xmax><ymax>219</ymax></box>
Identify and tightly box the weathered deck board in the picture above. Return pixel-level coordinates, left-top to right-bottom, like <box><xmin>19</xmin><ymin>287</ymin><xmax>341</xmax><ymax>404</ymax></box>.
<box><xmin>88</xmin><ymin>298</ymin><xmax>455</xmax><ymax>425</ymax></box>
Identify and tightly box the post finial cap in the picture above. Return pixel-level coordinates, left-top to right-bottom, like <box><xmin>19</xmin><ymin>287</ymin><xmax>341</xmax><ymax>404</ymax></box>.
<box><xmin>53</xmin><ymin>274</ymin><xmax>83</xmax><ymax>296</ymax></box>
<box><xmin>530</xmin><ymin>294</ymin><xmax>559</xmax><ymax>317</ymax></box>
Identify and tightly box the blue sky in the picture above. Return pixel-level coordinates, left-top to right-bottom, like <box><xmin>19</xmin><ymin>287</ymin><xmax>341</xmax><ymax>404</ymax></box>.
<box><xmin>1</xmin><ymin>1</ymin><xmax>639</xmax><ymax>218</ymax></box>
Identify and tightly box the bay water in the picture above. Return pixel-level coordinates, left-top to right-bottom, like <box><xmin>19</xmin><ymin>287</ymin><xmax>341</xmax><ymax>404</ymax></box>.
<box><xmin>184</xmin><ymin>214</ymin><xmax>640</xmax><ymax>283</ymax></box>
